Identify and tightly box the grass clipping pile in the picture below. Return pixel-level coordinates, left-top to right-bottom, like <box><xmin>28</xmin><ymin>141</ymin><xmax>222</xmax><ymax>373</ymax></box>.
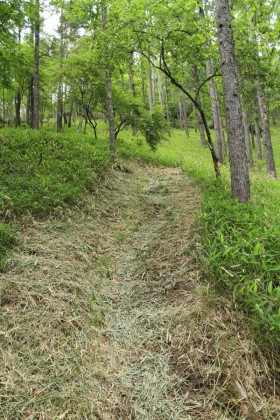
<box><xmin>0</xmin><ymin>161</ymin><xmax>279</xmax><ymax>419</ymax></box>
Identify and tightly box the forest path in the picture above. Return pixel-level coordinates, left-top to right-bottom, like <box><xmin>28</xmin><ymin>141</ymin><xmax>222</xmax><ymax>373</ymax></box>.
<box><xmin>0</xmin><ymin>161</ymin><xmax>278</xmax><ymax>419</ymax></box>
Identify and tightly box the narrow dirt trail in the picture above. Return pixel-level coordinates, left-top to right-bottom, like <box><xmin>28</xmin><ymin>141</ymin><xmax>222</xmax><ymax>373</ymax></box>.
<box><xmin>0</xmin><ymin>161</ymin><xmax>279</xmax><ymax>419</ymax></box>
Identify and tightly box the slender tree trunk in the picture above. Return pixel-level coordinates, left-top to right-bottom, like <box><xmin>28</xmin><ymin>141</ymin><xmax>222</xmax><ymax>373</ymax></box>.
<box><xmin>215</xmin><ymin>0</ymin><xmax>250</xmax><ymax>202</ymax></box>
<box><xmin>164</xmin><ymin>75</ymin><xmax>170</xmax><ymax>124</ymax></box>
<box><xmin>27</xmin><ymin>76</ymin><xmax>34</xmax><ymax>127</ymax></box>
<box><xmin>128</xmin><ymin>54</ymin><xmax>137</xmax><ymax>136</ymax></box>
<box><xmin>148</xmin><ymin>66</ymin><xmax>156</xmax><ymax>111</ymax></box>
<box><xmin>68</xmin><ymin>100</ymin><xmax>73</xmax><ymax>128</ymax></box>
<box><xmin>206</xmin><ymin>60</ymin><xmax>223</xmax><ymax>162</ymax></box>
<box><xmin>57</xmin><ymin>14</ymin><xmax>64</xmax><ymax>132</ymax></box>
<box><xmin>256</xmin><ymin>79</ymin><xmax>277</xmax><ymax>178</ymax></box>
<box><xmin>140</xmin><ymin>58</ymin><xmax>148</xmax><ymax>108</ymax></box>
<box><xmin>32</xmin><ymin>0</ymin><xmax>40</xmax><ymax>130</ymax></box>
<box><xmin>15</xmin><ymin>91</ymin><xmax>21</xmax><ymax>127</ymax></box>
<box><xmin>242</xmin><ymin>107</ymin><xmax>254</xmax><ymax>166</ymax></box>
<box><xmin>101</xmin><ymin>1</ymin><xmax>116</xmax><ymax>160</ymax></box>
<box><xmin>254</xmin><ymin>116</ymin><xmax>262</xmax><ymax>160</ymax></box>
<box><xmin>178</xmin><ymin>93</ymin><xmax>189</xmax><ymax>137</ymax></box>
<box><xmin>192</xmin><ymin>66</ymin><xmax>207</xmax><ymax>146</ymax></box>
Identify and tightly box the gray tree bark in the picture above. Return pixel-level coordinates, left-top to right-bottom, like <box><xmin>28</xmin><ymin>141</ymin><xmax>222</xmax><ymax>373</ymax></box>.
<box><xmin>215</xmin><ymin>0</ymin><xmax>250</xmax><ymax>202</ymax></box>
<box><xmin>256</xmin><ymin>79</ymin><xmax>277</xmax><ymax>178</ymax></box>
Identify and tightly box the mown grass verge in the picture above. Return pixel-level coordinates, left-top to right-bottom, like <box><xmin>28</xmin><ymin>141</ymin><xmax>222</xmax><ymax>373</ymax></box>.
<box><xmin>117</xmin><ymin>127</ymin><xmax>280</xmax><ymax>345</ymax></box>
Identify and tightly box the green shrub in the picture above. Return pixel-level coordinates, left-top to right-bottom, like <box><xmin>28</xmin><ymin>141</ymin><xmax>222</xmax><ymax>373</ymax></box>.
<box><xmin>138</xmin><ymin>108</ymin><xmax>168</xmax><ymax>151</ymax></box>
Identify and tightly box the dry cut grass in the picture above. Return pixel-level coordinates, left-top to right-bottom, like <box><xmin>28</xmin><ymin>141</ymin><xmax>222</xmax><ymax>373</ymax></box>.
<box><xmin>0</xmin><ymin>160</ymin><xmax>279</xmax><ymax>419</ymax></box>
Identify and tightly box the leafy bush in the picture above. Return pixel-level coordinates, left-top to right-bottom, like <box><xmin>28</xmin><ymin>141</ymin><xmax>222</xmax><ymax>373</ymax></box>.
<box><xmin>138</xmin><ymin>108</ymin><xmax>168</xmax><ymax>151</ymax></box>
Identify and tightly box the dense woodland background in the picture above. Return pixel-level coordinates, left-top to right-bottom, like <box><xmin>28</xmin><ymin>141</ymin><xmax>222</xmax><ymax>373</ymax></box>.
<box><xmin>0</xmin><ymin>0</ymin><xmax>280</xmax><ymax>395</ymax></box>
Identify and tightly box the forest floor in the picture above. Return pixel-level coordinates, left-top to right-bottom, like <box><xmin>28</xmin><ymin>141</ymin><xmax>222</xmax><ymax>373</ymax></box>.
<box><xmin>0</xmin><ymin>160</ymin><xmax>279</xmax><ymax>419</ymax></box>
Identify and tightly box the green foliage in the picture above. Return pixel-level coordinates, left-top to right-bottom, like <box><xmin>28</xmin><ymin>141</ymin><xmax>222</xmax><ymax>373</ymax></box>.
<box><xmin>138</xmin><ymin>109</ymin><xmax>168</xmax><ymax>151</ymax></box>
<box><xmin>0</xmin><ymin>128</ymin><xmax>109</xmax><ymax>217</ymax></box>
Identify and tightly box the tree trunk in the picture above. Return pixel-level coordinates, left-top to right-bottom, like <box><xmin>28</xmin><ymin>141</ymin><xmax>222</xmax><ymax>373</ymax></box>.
<box><xmin>101</xmin><ymin>1</ymin><xmax>116</xmax><ymax>160</ymax></box>
<box><xmin>206</xmin><ymin>60</ymin><xmax>223</xmax><ymax>162</ymax></box>
<box><xmin>254</xmin><ymin>117</ymin><xmax>262</xmax><ymax>160</ymax></box>
<box><xmin>148</xmin><ymin>66</ymin><xmax>156</xmax><ymax>111</ymax></box>
<box><xmin>256</xmin><ymin>79</ymin><xmax>277</xmax><ymax>178</ymax></box>
<box><xmin>215</xmin><ymin>0</ymin><xmax>250</xmax><ymax>202</ymax></box>
<box><xmin>32</xmin><ymin>0</ymin><xmax>40</xmax><ymax>130</ymax></box>
<box><xmin>242</xmin><ymin>107</ymin><xmax>254</xmax><ymax>166</ymax></box>
<box><xmin>57</xmin><ymin>13</ymin><xmax>64</xmax><ymax>132</ymax></box>
<box><xmin>68</xmin><ymin>100</ymin><xmax>73</xmax><ymax>128</ymax></box>
<box><xmin>15</xmin><ymin>91</ymin><xmax>21</xmax><ymax>127</ymax></box>
<box><xmin>27</xmin><ymin>76</ymin><xmax>34</xmax><ymax>127</ymax></box>
<box><xmin>178</xmin><ymin>93</ymin><xmax>189</xmax><ymax>137</ymax></box>
<box><xmin>128</xmin><ymin>54</ymin><xmax>137</xmax><ymax>135</ymax></box>
<box><xmin>192</xmin><ymin>66</ymin><xmax>207</xmax><ymax>147</ymax></box>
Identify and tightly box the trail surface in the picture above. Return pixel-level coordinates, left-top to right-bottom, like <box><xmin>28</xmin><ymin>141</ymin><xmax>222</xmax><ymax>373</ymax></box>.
<box><xmin>0</xmin><ymin>161</ymin><xmax>279</xmax><ymax>419</ymax></box>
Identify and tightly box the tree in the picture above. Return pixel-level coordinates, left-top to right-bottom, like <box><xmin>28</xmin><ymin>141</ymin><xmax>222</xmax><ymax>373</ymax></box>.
<box><xmin>215</xmin><ymin>0</ymin><xmax>250</xmax><ymax>202</ymax></box>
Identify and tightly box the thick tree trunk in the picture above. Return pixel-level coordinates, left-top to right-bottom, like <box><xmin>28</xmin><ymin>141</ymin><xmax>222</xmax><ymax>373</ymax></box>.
<box><xmin>32</xmin><ymin>0</ymin><xmax>40</xmax><ymax>130</ymax></box>
<box><xmin>256</xmin><ymin>79</ymin><xmax>277</xmax><ymax>178</ymax></box>
<box><xmin>215</xmin><ymin>0</ymin><xmax>250</xmax><ymax>202</ymax></box>
<box><xmin>101</xmin><ymin>1</ymin><xmax>116</xmax><ymax>160</ymax></box>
